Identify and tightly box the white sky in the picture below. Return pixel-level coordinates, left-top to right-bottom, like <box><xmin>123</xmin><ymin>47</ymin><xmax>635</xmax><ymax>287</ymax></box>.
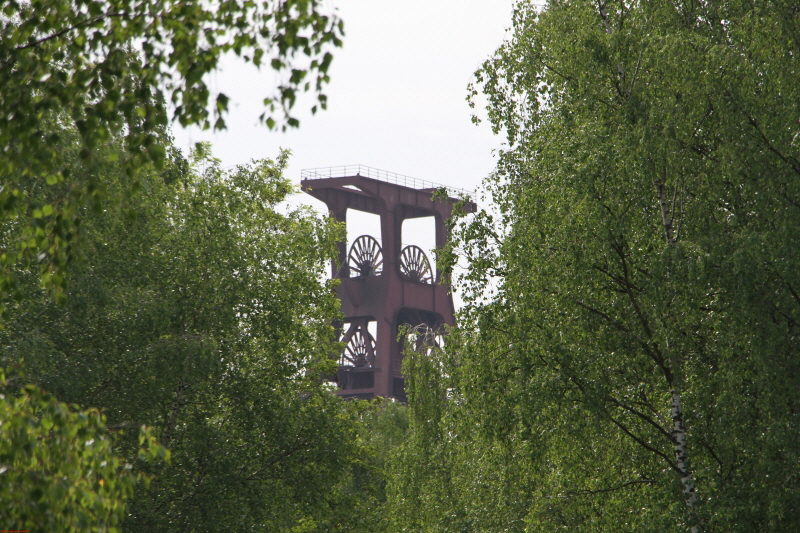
<box><xmin>173</xmin><ymin>0</ymin><xmax>515</xmax><ymax>302</ymax></box>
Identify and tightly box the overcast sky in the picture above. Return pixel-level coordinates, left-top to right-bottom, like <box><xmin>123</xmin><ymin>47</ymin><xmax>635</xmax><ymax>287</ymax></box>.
<box><xmin>174</xmin><ymin>0</ymin><xmax>514</xmax><ymax>191</ymax></box>
<box><xmin>173</xmin><ymin>0</ymin><xmax>515</xmax><ymax>290</ymax></box>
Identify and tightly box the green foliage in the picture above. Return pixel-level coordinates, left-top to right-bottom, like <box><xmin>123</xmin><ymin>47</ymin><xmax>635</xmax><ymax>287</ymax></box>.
<box><xmin>394</xmin><ymin>1</ymin><xmax>800</xmax><ymax>531</ymax></box>
<box><xmin>324</xmin><ymin>399</ymin><xmax>410</xmax><ymax>533</ymax></box>
<box><xmin>388</xmin><ymin>333</ymin><xmax>536</xmax><ymax>533</ymax></box>
<box><xmin>1</xmin><ymin>142</ymin><xmax>392</xmax><ymax>532</ymax></box>
<box><xmin>0</xmin><ymin>0</ymin><xmax>343</xmax><ymax>309</ymax></box>
<box><xmin>0</xmin><ymin>373</ymin><xmax>165</xmax><ymax>532</ymax></box>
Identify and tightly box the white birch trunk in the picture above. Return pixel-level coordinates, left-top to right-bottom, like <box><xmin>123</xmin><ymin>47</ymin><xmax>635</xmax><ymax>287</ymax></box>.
<box><xmin>672</xmin><ymin>390</ymin><xmax>700</xmax><ymax>533</ymax></box>
<box><xmin>657</xmin><ymin>178</ymin><xmax>701</xmax><ymax>532</ymax></box>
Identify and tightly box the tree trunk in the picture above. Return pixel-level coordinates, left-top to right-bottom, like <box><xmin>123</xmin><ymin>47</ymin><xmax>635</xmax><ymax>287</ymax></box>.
<box><xmin>656</xmin><ymin>178</ymin><xmax>701</xmax><ymax>532</ymax></box>
<box><xmin>672</xmin><ymin>390</ymin><xmax>701</xmax><ymax>533</ymax></box>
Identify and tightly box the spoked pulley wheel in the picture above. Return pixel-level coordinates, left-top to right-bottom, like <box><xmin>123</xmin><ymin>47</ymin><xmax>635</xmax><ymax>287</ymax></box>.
<box><xmin>399</xmin><ymin>245</ymin><xmax>433</xmax><ymax>284</ymax></box>
<box><xmin>341</xmin><ymin>328</ymin><xmax>376</xmax><ymax>368</ymax></box>
<box><xmin>348</xmin><ymin>235</ymin><xmax>383</xmax><ymax>277</ymax></box>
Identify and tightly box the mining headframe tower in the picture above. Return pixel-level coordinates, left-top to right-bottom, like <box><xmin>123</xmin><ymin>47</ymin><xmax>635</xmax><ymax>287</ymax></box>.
<box><xmin>301</xmin><ymin>166</ymin><xmax>477</xmax><ymax>401</ymax></box>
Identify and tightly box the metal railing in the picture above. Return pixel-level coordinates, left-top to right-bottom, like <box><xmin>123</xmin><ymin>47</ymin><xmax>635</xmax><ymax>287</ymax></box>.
<box><xmin>300</xmin><ymin>165</ymin><xmax>474</xmax><ymax>199</ymax></box>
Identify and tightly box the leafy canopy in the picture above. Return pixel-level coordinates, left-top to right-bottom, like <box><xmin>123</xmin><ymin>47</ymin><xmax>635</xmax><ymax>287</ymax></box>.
<box><xmin>1</xmin><ymin>139</ymin><xmax>402</xmax><ymax>531</ymax></box>
<box><xmin>0</xmin><ymin>0</ymin><xmax>343</xmax><ymax>309</ymax></box>
<box><xmin>397</xmin><ymin>1</ymin><xmax>800</xmax><ymax>532</ymax></box>
<box><xmin>0</xmin><ymin>374</ymin><xmax>166</xmax><ymax>532</ymax></box>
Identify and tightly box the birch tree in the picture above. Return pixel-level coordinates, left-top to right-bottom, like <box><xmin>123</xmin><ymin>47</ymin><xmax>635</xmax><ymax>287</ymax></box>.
<box><xmin>415</xmin><ymin>1</ymin><xmax>800</xmax><ymax>531</ymax></box>
<box><xmin>1</xmin><ymin>142</ymin><xmax>386</xmax><ymax>532</ymax></box>
<box><xmin>0</xmin><ymin>0</ymin><xmax>343</xmax><ymax>309</ymax></box>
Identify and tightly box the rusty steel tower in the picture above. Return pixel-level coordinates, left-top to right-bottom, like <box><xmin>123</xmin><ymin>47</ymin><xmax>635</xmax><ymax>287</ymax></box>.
<box><xmin>301</xmin><ymin>166</ymin><xmax>476</xmax><ymax>401</ymax></box>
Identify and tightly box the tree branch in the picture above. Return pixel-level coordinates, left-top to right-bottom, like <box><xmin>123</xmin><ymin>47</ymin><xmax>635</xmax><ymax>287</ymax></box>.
<box><xmin>609</xmin><ymin>415</ymin><xmax>684</xmax><ymax>476</ymax></box>
<box><xmin>245</xmin><ymin>438</ymin><xmax>311</xmax><ymax>482</ymax></box>
<box><xmin>162</xmin><ymin>377</ymin><xmax>189</xmax><ymax>449</ymax></box>
<box><xmin>654</xmin><ymin>172</ymin><xmax>676</xmax><ymax>245</ymax></box>
<box><xmin>573</xmin><ymin>299</ymin><xmax>630</xmax><ymax>332</ymax></box>
<box><xmin>741</xmin><ymin>108</ymin><xmax>800</xmax><ymax>177</ymax></box>
<box><xmin>15</xmin><ymin>12</ymin><xmax>134</xmax><ymax>51</ymax></box>
<box><xmin>563</xmin><ymin>478</ymin><xmax>657</xmax><ymax>496</ymax></box>
<box><xmin>607</xmin><ymin>396</ymin><xmax>674</xmax><ymax>443</ymax></box>
<box><xmin>106</xmin><ymin>421</ymin><xmax>139</xmax><ymax>430</ymax></box>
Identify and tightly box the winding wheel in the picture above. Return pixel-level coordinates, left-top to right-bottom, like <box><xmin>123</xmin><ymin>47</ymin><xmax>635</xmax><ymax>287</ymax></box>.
<box><xmin>340</xmin><ymin>323</ymin><xmax>376</xmax><ymax>368</ymax></box>
<box><xmin>348</xmin><ymin>235</ymin><xmax>383</xmax><ymax>277</ymax></box>
<box><xmin>399</xmin><ymin>245</ymin><xmax>433</xmax><ymax>284</ymax></box>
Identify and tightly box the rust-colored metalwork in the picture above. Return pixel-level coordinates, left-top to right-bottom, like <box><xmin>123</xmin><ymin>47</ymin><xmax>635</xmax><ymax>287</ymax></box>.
<box><xmin>348</xmin><ymin>235</ymin><xmax>383</xmax><ymax>277</ymax></box>
<box><xmin>340</xmin><ymin>319</ymin><xmax>376</xmax><ymax>368</ymax></box>
<box><xmin>399</xmin><ymin>245</ymin><xmax>432</xmax><ymax>284</ymax></box>
<box><xmin>302</xmin><ymin>167</ymin><xmax>477</xmax><ymax>401</ymax></box>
